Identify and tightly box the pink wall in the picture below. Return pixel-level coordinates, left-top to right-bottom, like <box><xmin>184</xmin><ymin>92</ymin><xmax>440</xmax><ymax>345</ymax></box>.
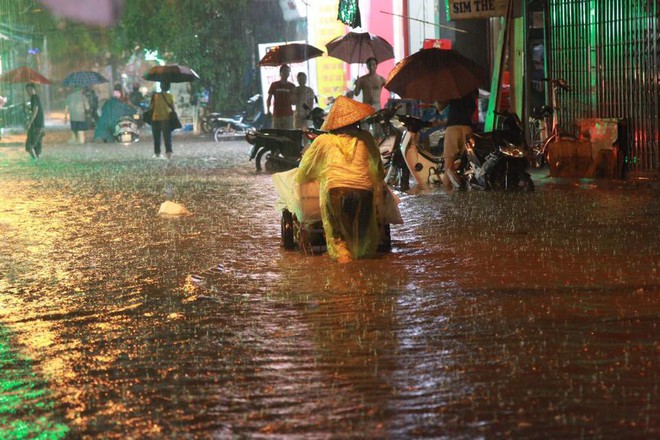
<box><xmin>366</xmin><ymin>1</ymin><xmax>397</xmax><ymax>107</ymax></box>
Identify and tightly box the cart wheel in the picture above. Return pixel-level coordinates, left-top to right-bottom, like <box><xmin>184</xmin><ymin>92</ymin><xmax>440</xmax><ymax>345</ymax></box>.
<box><xmin>521</xmin><ymin>173</ymin><xmax>535</xmax><ymax>192</ymax></box>
<box><xmin>281</xmin><ymin>209</ymin><xmax>295</xmax><ymax>250</ymax></box>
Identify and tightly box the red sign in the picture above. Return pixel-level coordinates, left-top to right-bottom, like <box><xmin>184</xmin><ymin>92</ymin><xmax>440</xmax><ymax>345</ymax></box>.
<box><xmin>423</xmin><ymin>39</ymin><xmax>452</xmax><ymax>50</ymax></box>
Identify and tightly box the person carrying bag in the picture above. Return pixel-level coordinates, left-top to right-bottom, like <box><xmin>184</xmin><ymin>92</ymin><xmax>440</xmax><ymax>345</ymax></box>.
<box><xmin>148</xmin><ymin>81</ymin><xmax>179</xmax><ymax>159</ymax></box>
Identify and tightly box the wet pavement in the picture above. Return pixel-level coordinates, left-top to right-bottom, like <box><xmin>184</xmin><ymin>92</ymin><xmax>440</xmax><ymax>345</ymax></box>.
<box><xmin>0</xmin><ymin>132</ymin><xmax>658</xmax><ymax>439</ymax></box>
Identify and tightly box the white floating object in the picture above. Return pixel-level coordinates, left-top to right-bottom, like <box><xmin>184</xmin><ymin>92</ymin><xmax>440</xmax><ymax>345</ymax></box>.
<box><xmin>158</xmin><ymin>201</ymin><xmax>191</xmax><ymax>216</ymax></box>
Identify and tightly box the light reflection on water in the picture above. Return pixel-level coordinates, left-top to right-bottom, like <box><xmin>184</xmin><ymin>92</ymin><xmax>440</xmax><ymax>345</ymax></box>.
<box><xmin>0</xmin><ymin>140</ymin><xmax>658</xmax><ymax>438</ymax></box>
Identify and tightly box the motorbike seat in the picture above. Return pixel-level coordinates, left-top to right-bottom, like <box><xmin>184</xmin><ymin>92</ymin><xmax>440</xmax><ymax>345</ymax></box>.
<box><xmin>470</xmin><ymin>131</ymin><xmax>495</xmax><ymax>141</ymax></box>
<box><xmin>253</xmin><ymin>128</ymin><xmax>304</xmax><ymax>156</ymax></box>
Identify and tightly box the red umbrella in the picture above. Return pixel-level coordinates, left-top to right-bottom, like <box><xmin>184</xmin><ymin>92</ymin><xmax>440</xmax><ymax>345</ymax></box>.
<box><xmin>325</xmin><ymin>31</ymin><xmax>394</xmax><ymax>64</ymax></box>
<box><xmin>0</xmin><ymin>66</ymin><xmax>52</xmax><ymax>84</ymax></box>
<box><xmin>385</xmin><ymin>48</ymin><xmax>486</xmax><ymax>102</ymax></box>
<box><xmin>258</xmin><ymin>43</ymin><xmax>324</xmax><ymax>67</ymax></box>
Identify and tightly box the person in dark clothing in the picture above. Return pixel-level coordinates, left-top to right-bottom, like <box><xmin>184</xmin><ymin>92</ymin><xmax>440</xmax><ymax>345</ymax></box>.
<box><xmin>438</xmin><ymin>89</ymin><xmax>478</xmax><ymax>189</ymax></box>
<box><xmin>128</xmin><ymin>83</ymin><xmax>144</xmax><ymax>107</ymax></box>
<box><xmin>83</xmin><ymin>86</ymin><xmax>99</xmax><ymax>128</ymax></box>
<box><xmin>25</xmin><ymin>83</ymin><xmax>45</xmax><ymax>159</ymax></box>
<box><xmin>113</xmin><ymin>83</ymin><xmax>127</xmax><ymax>103</ymax></box>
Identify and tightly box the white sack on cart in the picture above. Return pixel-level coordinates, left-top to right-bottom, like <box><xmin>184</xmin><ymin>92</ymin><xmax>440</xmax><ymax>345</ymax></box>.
<box><xmin>272</xmin><ymin>169</ymin><xmax>320</xmax><ymax>223</ymax></box>
<box><xmin>273</xmin><ymin>168</ymin><xmax>403</xmax><ymax>225</ymax></box>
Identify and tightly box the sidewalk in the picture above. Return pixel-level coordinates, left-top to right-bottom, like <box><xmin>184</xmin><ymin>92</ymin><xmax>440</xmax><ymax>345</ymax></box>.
<box><xmin>0</xmin><ymin>110</ymin><xmax>203</xmax><ymax>147</ymax></box>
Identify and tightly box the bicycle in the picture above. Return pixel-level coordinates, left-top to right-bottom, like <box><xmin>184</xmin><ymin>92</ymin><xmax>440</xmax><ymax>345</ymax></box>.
<box><xmin>529</xmin><ymin>78</ymin><xmax>575</xmax><ymax>167</ymax></box>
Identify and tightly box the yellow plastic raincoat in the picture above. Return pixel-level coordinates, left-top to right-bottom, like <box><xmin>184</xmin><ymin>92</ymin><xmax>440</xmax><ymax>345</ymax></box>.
<box><xmin>296</xmin><ymin>128</ymin><xmax>384</xmax><ymax>261</ymax></box>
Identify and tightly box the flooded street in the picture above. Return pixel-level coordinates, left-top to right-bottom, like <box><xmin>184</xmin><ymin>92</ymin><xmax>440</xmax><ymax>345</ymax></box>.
<box><xmin>0</xmin><ymin>135</ymin><xmax>658</xmax><ymax>439</ymax></box>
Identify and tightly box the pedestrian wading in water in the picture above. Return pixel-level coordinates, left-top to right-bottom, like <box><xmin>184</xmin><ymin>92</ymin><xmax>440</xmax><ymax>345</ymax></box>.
<box><xmin>296</xmin><ymin>96</ymin><xmax>384</xmax><ymax>263</ymax></box>
<box><xmin>25</xmin><ymin>83</ymin><xmax>45</xmax><ymax>159</ymax></box>
<box><xmin>148</xmin><ymin>81</ymin><xmax>176</xmax><ymax>160</ymax></box>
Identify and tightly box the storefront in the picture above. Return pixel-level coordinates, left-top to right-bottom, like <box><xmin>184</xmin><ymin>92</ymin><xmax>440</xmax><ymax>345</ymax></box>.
<box><xmin>530</xmin><ymin>0</ymin><xmax>659</xmax><ymax>172</ymax></box>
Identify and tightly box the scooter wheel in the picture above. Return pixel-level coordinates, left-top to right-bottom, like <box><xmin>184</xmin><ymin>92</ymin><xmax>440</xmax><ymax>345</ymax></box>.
<box><xmin>281</xmin><ymin>210</ymin><xmax>295</xmax><ymax>250</ymax></box>
<box><xmin>521</xmin><ymin>173</ymin><xmax>535</xmax><ymax>192</ymax></box>
<box><xmin>264</xmin><ymin>153</ymin><xmax>276</xmax><ymax>173</ymax></box>
<box><xmin>255</xmin><ymin>148</ymin><xmax>267</xmax><ymax>172</ymax></box>
<box><xmin>213</xmin><ymin>128</ymin><xmax>225</xmax><ymax>142</ymax></box>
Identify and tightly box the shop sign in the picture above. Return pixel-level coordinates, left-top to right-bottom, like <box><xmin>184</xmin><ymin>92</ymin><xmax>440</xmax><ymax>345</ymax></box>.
<box><xmin>447</xmin><ymin>0</ymin><xmax>508</xmax><ymax>20</ymax></box>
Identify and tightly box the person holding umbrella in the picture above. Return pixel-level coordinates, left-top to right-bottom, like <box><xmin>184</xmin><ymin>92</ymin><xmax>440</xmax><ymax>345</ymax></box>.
<box><xmin>147</xmin><ymin>81</ymin><xmax>176</xmax><ymax>159</ymax></box>
<box><xmin>353</xmin><ymin>57</ymin><xmax>386</xmax><ymax>110</ymax></box>
<box><xmin>266</xmin><ymin>64</ymin><xmax>296</xmax><ymax>129</ymax></box>
<box><xmin>437</xmin><ymin>89</ymin><xmax>479</xmax><ymax>190</ymax></box>
<box><xmin>64</xmin><ymin>87</ymin><xmax>90</xmax><ymax>144</ymax></box>
<box><xmin>25</xmin><ymin>83</ymin><xmax>45</xmax><ymax>159</ymax></box>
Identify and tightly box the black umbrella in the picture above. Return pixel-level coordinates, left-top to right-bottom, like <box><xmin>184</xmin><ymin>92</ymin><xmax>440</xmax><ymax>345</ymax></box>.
<box><xmin>143</xmin><ymin>64</ymin><xmax>200</xmax><ymax>83</ymax></box>
<box><xmin>326</xmin><ymin>31</ymin><xmax>394</xmax><ymax>64</ymax></box>
<box><xmin>258</xmin><ymin>43</ymin><xmax>324</xmax><ymax>67</ymax></box>
<box><xmin>62</xmin><ymin>71</ymin><xmax>108</xmax><ymax>87</ymax></box>
<box><xmin>385</xmin><ymin>48</ymin><xmax>486</xmax><ymax>102</ymax></box>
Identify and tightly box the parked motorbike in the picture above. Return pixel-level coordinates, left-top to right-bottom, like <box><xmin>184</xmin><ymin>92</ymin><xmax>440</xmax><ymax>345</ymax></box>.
<box><xmin>208</xmin><ymin>94</ymin><xmax>265</xmax><ymax>141</ymax></box>
<box><xmin>398</xmin><ymin>111</ymin><xmax>534</xmax><ymax>191</ymax></box>
<box><xmin>368</xmin><ymin>109</ymin><xmax>440</xmax><ymax>190</ymax></box>
<box><xmin>358</xmin><ymin>105</ymin><xmax>408</xmax><ymax>190</ymax></box>
<box><xmin>246</xmin><ymin>106</ymin><xmax>325</xmax><ymax>173</ymax></box>
<box><xmin>463</xmin><ymin>111</ymin><xmax>534</xmax><ymax>191</ymax></box>
<box><xmin>113</xmin><ymin>114</ymin><xmax>141</xmax><ymax>144</ymax></box>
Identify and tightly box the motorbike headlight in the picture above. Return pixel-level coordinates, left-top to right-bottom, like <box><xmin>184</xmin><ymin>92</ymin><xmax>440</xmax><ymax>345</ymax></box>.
<box><xmin>499</xmin><ymin>142</ymin><xmax>525</xmax><ymax>158</ymax></box>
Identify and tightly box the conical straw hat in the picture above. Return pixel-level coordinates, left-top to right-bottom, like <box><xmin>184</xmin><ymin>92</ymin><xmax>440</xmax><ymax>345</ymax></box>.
<box><xmin>321</xmin><ymin>96</ymin><xmax>375</xmax><ymax>131</ymax></box>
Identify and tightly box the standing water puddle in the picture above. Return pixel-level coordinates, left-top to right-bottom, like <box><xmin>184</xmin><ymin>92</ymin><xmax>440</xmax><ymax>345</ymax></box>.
<box><xmin>0</xmin><ymin>140</ymin><xmax>658</xmax><ymax>438</ymax></box>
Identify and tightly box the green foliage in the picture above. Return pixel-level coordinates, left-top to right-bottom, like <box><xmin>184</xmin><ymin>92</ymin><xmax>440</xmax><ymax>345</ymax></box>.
<box><xmin>3</xmin><ymin>0</ymin><xmax>289</xmax><ymax>112</ymax></box>
<box><xmin>1</xmin><ymin>0</ymin><xmax>117</xmax><ymax>70</ymax></box>
<box><xmin>118</xmin><ymin>0</ymin><xmax>253</xmax><ymax>112</ymax></box>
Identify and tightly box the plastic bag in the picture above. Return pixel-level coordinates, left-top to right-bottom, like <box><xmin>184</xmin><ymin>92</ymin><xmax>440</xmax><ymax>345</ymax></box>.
<box><xmin>380</xmin><ymin>186</ymin><xmax>403</xmax><ymax>224</ymax></box>
<box><xmin>272</xmin><ymin>169</ymin><xmax>320</xmax><ymax>223</ymax></box>
<box><xmin>158</xmin><ymin>201</ymin><xmax>191</xmax><ymax>216</ymax></box>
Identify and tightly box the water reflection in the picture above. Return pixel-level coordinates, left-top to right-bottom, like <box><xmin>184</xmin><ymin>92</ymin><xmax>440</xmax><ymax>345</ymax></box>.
<box><xmin>0</xmin><ymin>140</ymin><xmax>658</xmax><ymax>438</ymax></box>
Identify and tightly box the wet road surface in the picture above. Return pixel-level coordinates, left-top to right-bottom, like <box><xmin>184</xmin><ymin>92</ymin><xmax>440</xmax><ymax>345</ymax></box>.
<box><xmin>0</xmin><ymin>136</ymin><xmax>658</xmax><ymax>439</ymax></box>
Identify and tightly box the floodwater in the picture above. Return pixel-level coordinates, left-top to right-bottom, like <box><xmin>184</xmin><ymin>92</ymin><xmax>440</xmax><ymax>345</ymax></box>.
<box><xmin>0</xmin><ymin>136</ymin><xmax>658</xmax><ymax>439</ymax></box>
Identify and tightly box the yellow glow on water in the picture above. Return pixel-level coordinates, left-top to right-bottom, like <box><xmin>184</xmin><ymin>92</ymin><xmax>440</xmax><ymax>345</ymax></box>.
<box><xmin>0</xmin><ymin>177</ymin><xmax>115</xmax><ymax>434</ymax></box>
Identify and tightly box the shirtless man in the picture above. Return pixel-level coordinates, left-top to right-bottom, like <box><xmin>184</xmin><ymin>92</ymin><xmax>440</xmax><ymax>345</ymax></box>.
<box><xmin>353</xmin><ymin>57</ymin><xmax>386</xmax><ymax>110</ymax></box>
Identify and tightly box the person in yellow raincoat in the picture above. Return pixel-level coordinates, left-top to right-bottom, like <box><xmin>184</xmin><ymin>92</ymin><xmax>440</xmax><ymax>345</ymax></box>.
<box><xmin>296</xmin><ymin>96</ymin><xmax>384</xmax><ymax>263</ymax></box>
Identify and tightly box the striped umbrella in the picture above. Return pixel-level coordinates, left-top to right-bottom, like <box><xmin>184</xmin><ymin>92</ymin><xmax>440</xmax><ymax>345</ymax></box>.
<box><xmin>62</xmin><ymin>71</ymin><xmax>108</xmax><ymax>87</ymax></box>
